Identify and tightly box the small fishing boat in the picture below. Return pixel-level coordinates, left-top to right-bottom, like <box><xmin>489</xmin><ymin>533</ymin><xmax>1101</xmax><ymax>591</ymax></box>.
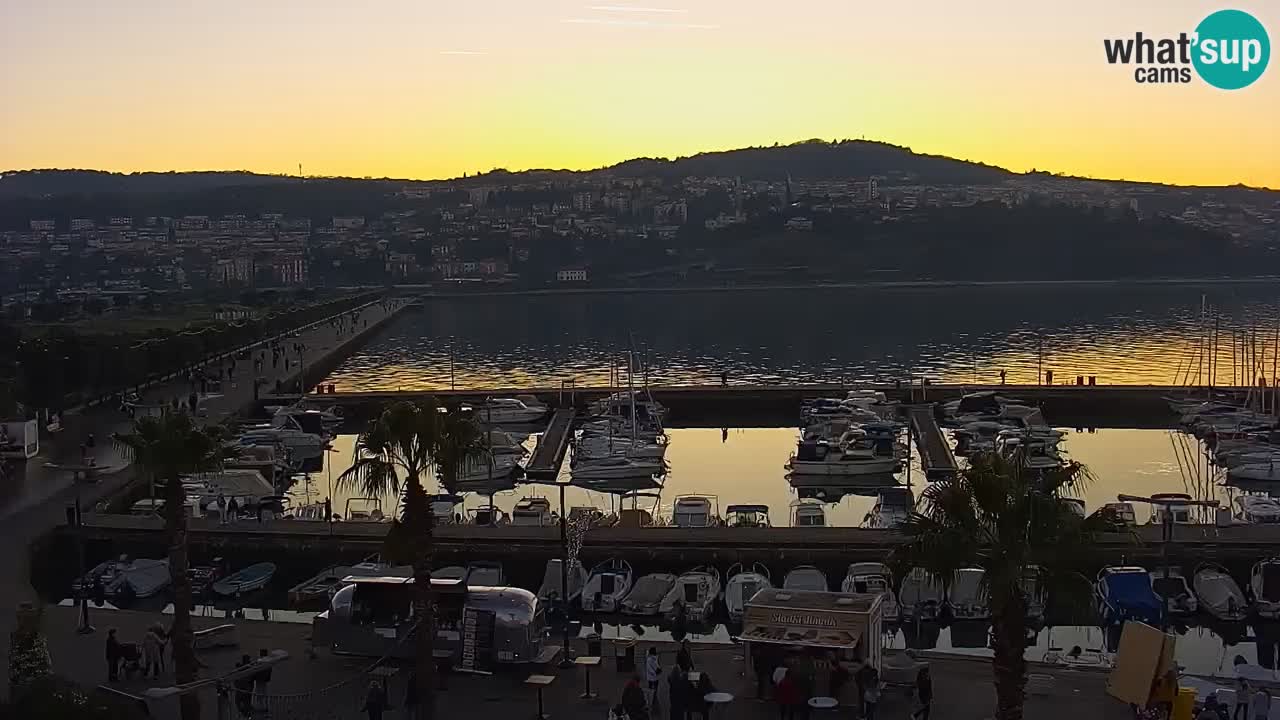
<box><xmin>660</xmin><ymin>566</ymin><xmax>722</xmax><ymax>622</ymax></box>
<box><xmin>1194</xmin><ymin>563</ymin><xmax>1248</xmax><ymax>621</ymax></box>
<box><xmin>790</xmin><ymin>499</ymin><xmax>827</xmax><ymax>527</ymax></box>
<box><xmin>212</xmin><ymin>562</ymin><xmax>276</xmax><ymax>597</ymax></box>
<box><xmin>538</xmin><ymin>559</ymin><xmax>588</xmax><ymax>604</ymax></box>
<box><xmin>725</xmin><ymin>563</ymin><xmax>772</xmax><ymax>622</ymax></box>
<box><xmin>1150</xmin><ymin>568</ymin><xmax>1197</xmax><ymax>616</ymax></box>
<box><xmin>840</xmin><ymin>562</ymin><xmax>899</xmax><ymax>622</ymax></box>
<box><xmin>466</xmin><ymin>561</ymin><xmax>505</xmax><ymax>587</ymax></box>
<box><xmin>581</xmin><ymin>558</ymin><xmax>634</xmax><ymax>612</ymax></box>
<box><xmin>620</xmin><ymin>573</ymin><xmax>678</xmax><ymax>616</ymax></box>
<box><xmin>1251</xmin><ymin>558</ymin><xmax>1280</xmax><ymax>619</ymax></box>
<box><xmin>947</xmin><ymin>568</ymin><xmax>989</xmax><ymax>620</ymax></box>
<box><xmin>1096</xmin><ymin>566</ymin><xmax>1162</xmax><ymax>626</ymax></box>
<box><xmin>898</xmin><ymin>567</ymin><xmax>944</xmax><ymax>621</ymax></box>
<box><xmin>782</xmin><ymin>565</ymin><xmax>829</xmax><ymax>592</ymax></box>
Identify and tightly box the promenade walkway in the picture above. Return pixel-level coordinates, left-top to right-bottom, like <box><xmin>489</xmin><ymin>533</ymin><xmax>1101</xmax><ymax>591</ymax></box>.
<box><xmin>32</xmin><ymin>605</ymin><xmax>1135</xmax><ymax>720</ymax></box>
<box><xmin>0</xmin><ymin>298</ymin><xmax>408</xmax><ymax>701</ymax></box>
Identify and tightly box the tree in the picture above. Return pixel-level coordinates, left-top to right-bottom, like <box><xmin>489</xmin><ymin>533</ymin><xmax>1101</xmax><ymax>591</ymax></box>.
<box><xmin>112</xmin><ymin>414</ymin><xmax>231</xmax><ymax>720</ymax></box>
<box><xmin>890</xmin><ymin>453</ymin><xmax>1107</xmax><ymax>720</ymax></box>
<box><xmin>336</xmin><ymin>401</ymin><xmax>487</xmax><ymax>720</ymax></box>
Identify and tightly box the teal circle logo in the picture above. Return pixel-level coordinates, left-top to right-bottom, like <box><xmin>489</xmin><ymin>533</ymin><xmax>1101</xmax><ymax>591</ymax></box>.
<box><xmin>1192</xmin><ymin>9</ymin><xmax>1270</xmax><ymax>90</ymax></box>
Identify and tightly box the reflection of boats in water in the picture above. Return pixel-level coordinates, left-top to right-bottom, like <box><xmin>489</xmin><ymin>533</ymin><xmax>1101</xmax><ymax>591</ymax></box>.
<box><xmin>948</xmin><ymin>620</ymin><xmax>991</xmax><ymax>649</ymax></box>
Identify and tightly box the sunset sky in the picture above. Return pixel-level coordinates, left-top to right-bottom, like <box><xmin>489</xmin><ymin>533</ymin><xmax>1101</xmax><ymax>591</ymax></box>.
<box><xmin>1</xmin><ymin>0</ymin><xmax>1276</xmax><ymax>187</ymax></box>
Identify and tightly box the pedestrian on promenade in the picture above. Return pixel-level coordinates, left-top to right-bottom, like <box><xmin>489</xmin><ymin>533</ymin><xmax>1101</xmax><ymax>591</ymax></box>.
<box><xmin>105</xmin><ymin>628</ymin><xmax>122</xmax><ymax>682</ymax></box>
<box><xmin>911</xmin><ymin>666</ymin><xmax>932</xmax><ymax>720</ymax></box>
<box><xmin>217</xmin><ymin>494</ymin><xmax>228</xmax><ymax>525</ymax></box>
<box><xmin>227</xmin><ymin>496</ymin><xmax>240</xmax><ymax>524</ymax></box>
<box><xmin>677</xmin><ymin>639</ymin><xmax>693</xmax><ymax>673</ymax></box>
<box><xmin>621</xmin><ymin>674</ymin><xmax>648</xmax><ymax>720</ymax></box>
<box><xmin>362</xmin><ymin>679</ymin><xmax>388</xmax><ymax>720</ymax></box>
<box><xmin>776</xmin><ymin>665</ymin><xmax>802</xmax><ymax>720</ymax></box>
<box><xmin>142</xmin><ymin>625</ymin><xmax>162</xmax><ymax>679</ymax></box>
<box><xmin>644</xmin><ymin>646</ymin><xmax>662</xmax><ymax>709</ymax></box>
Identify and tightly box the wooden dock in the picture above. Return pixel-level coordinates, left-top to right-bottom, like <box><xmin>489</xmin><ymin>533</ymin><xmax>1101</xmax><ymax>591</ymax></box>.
<box><xmin>907</xmin><ymin>405</ymin><xmax>958</xmax><ymax>478</ymax></box>
<box><xmin>523</xmin><ymin>408</ymin><xmax>576</xmax><ymax>480</ymax></box>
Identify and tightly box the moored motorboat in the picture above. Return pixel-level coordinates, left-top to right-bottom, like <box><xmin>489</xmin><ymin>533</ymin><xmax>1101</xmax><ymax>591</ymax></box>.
<box><xmin>582</xmin><ymin>558</ymin><xmax>634</xmax><ymax>612</ymax></box>
<box><xmin>782</xmin><ymin>565</ymin><xmax>829</xmax><ymax>592</ymax></box>
<box><xmin>620</xmin><ymin>573</ymin><xmax>678</xmax><ymax>616</ymax></box>
<box><xmin>1237</xmin><ymin>495</ymin><xmax>1280</xmax><ymax>524</ymax></box>
<box><xmin>947</xmin><ymin>568</ymin><xmax>989</xmax><ymax>620</ymax></box>
<box><xmin>790</xmin><ymin>499</ymin><xmax>827</xmax><ymax>527</ymax></box>
<box><xmin>840</xmin><ymin>562</ymin><xmax>899</xmax><ymax>622</ymax></box>
<box><xmin>660</xmin><ymin>566</ymin><xmax>722</xmax><ymax>622</ymax></box>
<box><xmin>725</xmin><ymin>563</ymin><xmax>772</xmax><ymax>622</ymax></box>
<box><xmin>212</xmin><ymin>562</ymin><xmax>276</xmax><ymax>597</ymax></box>
<box><xmin>898</xmin><ymin>567</ymin><xmax>944</xmax><ymax>621</ymax></box>
<box><xmin>538</xmin><ymin>559</ymin><xmax>587</xmax><ymax>604</ymax></box>
<box><xmin>1251</xmin><ymin>558</ymin><xmax>1280</xmax><ymax>619</ymax></box>
<box><xmin>1096</xmin><ymin>566</ymin><xmax>1161</xmax><ymax>626</ymax></box>
<box><xmin>1150</xmin><ymin>568</ymin><xmax>1197</xmax><ymax>616</ymax></box>
<box><xmin>863</xmin><ymin>487</ymin><xmax>913</xmax><ymax>529</ymax></box>
<box><xmin>470</xmin><ymin>397</ymin><xmax>548</xmax><ymax>424</ymax></box>
<box><xmin>511</xmin><ymin>497</ymin><xmax>554</xmax><ymax>526</ymax></box>
<box><xmin>670</xmin><ymin>495</ymin><xmax>720</xmax><ymax>527</ymax></box>
<box><xmin>724</xmin><ymin>504</ymin><xmax>771</xmax><ymax>528</ymax></box>
<box><xmin>1193</xmin><ymin>563</ymin><xmax>1247</xmax><ymax>621</ymax></box>
<box><xmin>466</xmin><ymin>561</ymin><xmax>506</xmax><ymax>587</ymax></box>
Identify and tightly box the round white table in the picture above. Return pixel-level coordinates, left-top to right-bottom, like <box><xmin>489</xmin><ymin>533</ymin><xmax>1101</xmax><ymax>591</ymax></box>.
<box><xmin>704</xmin><ymin>692</ymin><xmax>734</xmax><ymax>717</ymax></box>
<box><xmin>808</xmin><ymin>696</ymin><xmax>839</xmax><ymax>711</ymax></box>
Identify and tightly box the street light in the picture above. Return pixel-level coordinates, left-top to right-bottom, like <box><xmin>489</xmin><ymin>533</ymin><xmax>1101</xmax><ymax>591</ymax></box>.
<box><xmin>557</xmin><ymin>476</ymin><xmax>574</xmax><ymax>669</ymax></box>
<box><xmin>1117</xmin><ymin>493</ymin><xmax>1219</xmax><ymax>631</ymax></box>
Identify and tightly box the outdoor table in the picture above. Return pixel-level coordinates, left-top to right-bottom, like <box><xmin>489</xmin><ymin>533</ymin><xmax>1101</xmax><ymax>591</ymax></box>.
<box><xmin>575</xmin><ymin>656</ymin><xmax>602</xmax><ymax>699</ymax></box>
<box><xmin>808</xmin><ymin>696</ymin><xmax>839</xmax><ymax>711</ymax></box>
<box><xmin>525</xmin><ymin>674</ymin><xmax>556</xmax><ymax>720</ymax></box>
<box><xmin>704</xmin><ymin>691</ymin><xmax>734</xmax><ymax>717</ymax></box>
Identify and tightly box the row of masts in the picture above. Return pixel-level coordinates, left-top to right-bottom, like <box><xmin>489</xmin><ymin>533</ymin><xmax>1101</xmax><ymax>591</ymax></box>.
<box><xmin>1173</xmin><ymin>296</ymin><xmax>1280</xmax><ymax>415</ymax></box>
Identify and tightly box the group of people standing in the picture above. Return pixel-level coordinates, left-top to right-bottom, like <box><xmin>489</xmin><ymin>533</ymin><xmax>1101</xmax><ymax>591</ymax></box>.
<box><xmin>613</xmin><ymin>643</ymin><xmax>717</xmax><ymax>720</ymax></box>
<box><xmin>755</xmin><ymin>650</ymin><xmax>932</xmax><ymax>720</ymax></box>
<box><xmin>104</xmin><ymin>624</ymin><xmax>168</xmax><ymax>682</ymax></box>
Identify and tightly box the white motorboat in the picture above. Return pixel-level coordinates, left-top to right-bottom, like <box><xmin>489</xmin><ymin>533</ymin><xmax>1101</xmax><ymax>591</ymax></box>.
<box><xmin>996</xmin><ymin>434</ymin><xmax>1063</xmax><ymax>469</ymax></box>
<box><xmin>785</xmin><ymin>437</ymin><xmax>899</xmax><ymax>476</ymax></box>
<box><xmin>111</xmin><ymin>559</ymin><xmax>172</xmax><ymax>600</ymax></box>
<box><xmin>514</xmin><ymin>395</ymin><xmax>550</xmax><ymax>414</ymax></box>
<box><xmin>1149</xmin><ymin>493</ymin><xmax>1193</xmax><ymax>525</ymax></box>
<box><xmin>1193</xmin><ymin>563</ymin><xmax>1248</xmax><ymax>621</ymax></box>
<box><xmin>899</xmin><ymin>567</ymin><xmax>944</xmax><ymax>621</ymax></box>
<box><xmin>1150</xmin><ymin>568</ymin><xmax>1197</xmax><ymax>616</ymax></box>
<box><xmin>588</xmin><ymin>391</ymin><xmax>665</xmax><ymax>421</ymax></box>
<box><xmin>670</xmin><ymin>495</ymin><xmax>720</xmax><ymax>528</ymax></box>
<box><xmin>1237</xmin><ymin>495</ymin><xmax>1280</xmax><ymax>524</ymax></box>
<box><xmin>1251</xmin><ymin>558</ymin><xmax>1280</xmax><ymax>619</ymax></box>
<box><xmin>511</xmin><ymin>497</ymin><xmax>554</xmax><ymax>527</ymax></box>
<box><xmin>343</xmin><ymin>497</ymin><xmax>386</xmax><ymax>522</ymax></box>
<box><xmin>725</xmin><ymin>504</ymin><xmax>771</xmax><ymax>528</ymax></box>
<box><xmin>581</xmin><ymin>558</ymin><xmax>634</xmax><ymax>612</ymax></box>
<box><xmin>863</xmin><ymin>487</ymin><xmax>913</xmax><ymax>529</ymax></box>
<box><xmin>840</xmin><ymin>562</ymin><xmax>899</xmax><ymax>622</ymax></box>
<box><xmin>790</xmin><ymin>499</ymin><xmax>827</xmax><ymax>527</ymax></box>
<box><xmin>538</xmin><ymin>559</ymin><xmax>588</xmax><ymax>604</ymax></box>
<box><xmin>570</xmin><ymin>456</ymin><xmax>664</xmax><ymax>481</ymax></box>
<box><xmin>725</xmin><ymin>563</ymin><xmax>772</xmax><ymax>622</ymax></box>
<box><xmin>782</xmin><ymin>565</ymin><xmax>829</xmax><ymax>592</ymax></box>
<box><xmin>238</xmin><ymin>424</ymin><xmax>323</xmax><ymax>452</ymax></box>
<box><xmin>948</xmin><ymin>568</ymin><xmax>989</xmax><ymax>620</ymax></box>
<box><xmin>429</xmin><ymin>494</ymin><xmax>463</xmax><ymax>525</ymax></box>
<box><xmin>620</xmin><ymin>573</ymin><xmax>678</xmax><ymax>616</ymax></box>
<box><xmin>456</xmin><ymin>454</ymin><xmax>523</xmax><ymax>484</ymax></box>
<box><xmin>465</xmin><ymin>561</ymin><xmax>505</xmax><ymax>586</ymax></box>
<box><xmin>471</xmin><ymin>398</ymin><xmax>548</xmax><ymax>424</ymax></box>
<box><xmin>660</xmin><ymin>566</ymin><xmax>722</xmax><ymax>622</ymax></box>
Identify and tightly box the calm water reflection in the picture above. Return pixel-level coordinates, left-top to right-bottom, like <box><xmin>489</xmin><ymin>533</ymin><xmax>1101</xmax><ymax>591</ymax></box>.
<box><xmin>326</xmin><ymin>284</ymin><xmax>1280</xmax><ymax>390</ymax></box>
<box><xmin>299</xmin><ymin>427</ymin><xmax>1234</xmax><ymax>527</ymax></box>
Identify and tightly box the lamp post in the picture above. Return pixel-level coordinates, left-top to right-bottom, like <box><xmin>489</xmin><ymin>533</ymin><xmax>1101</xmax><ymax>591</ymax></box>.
<box><xmin>1117</xmin><ymin>493</ymin><xmax>1219</xmax><ymax>631</ymax></box>
<box><xmin>557</xmin><ymin>478</ymin><xmax>574</xmax><ymax>668</ymax></box>
<box><xmin>74</xmin><ymin>475</ymin><xmax>94</xmax><ymax>634</ymax></box>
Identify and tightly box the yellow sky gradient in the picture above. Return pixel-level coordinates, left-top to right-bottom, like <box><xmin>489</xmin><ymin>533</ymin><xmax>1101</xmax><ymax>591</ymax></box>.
<box><xmin>1</xmin><ymin>0</ymin><xmax>1276</xmax><ymax>186</ymax></box>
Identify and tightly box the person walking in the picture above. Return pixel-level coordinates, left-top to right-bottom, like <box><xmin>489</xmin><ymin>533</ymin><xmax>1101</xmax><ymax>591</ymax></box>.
<box><xmin>362</xmin><ymin>679</ymin><xmax>388</xmax><ymax>720</ymax></box>
<box><xmin>622</xmin><ymin>674</ymin><xmax>649</xmax><ymax>720</ymax></box>
<box><xmin>677</xmin><ymin>640</ymin><xmax>694</xmax><ymax>673</ymax></box>
<box><xmin>644</xmin><ymin>646</ymin><xmax>662</xmax><ymax>710</ymax></box>
<box><xmin>776</xmin><ymin>667</ymin><xmax>802</xmax><ymax>720</ymax></box>
<box><xmin>227</xmin><ymin>496</ymin><xmax>240</xmax><ymax>524</ymax></box>
<box><xmin>142</xmin><ymin>626</ymin><xmax>162</xmax><ymax>679</ymax></box>
<box><xmin>105</xmin><ymin>628</ymin><xmax>122</xmax><ymax>682</ymax></box>
<box><xmin>911</xmin><ymin>666</ymin><xmax>932</xmax><ymax>720</ymax></box>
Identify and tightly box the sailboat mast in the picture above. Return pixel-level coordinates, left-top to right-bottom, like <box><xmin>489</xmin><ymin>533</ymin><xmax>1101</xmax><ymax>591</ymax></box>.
<box><xmin>627</xmin><ymin>351</ymin><xmax>638</xmax><ymax>444</ymax></box>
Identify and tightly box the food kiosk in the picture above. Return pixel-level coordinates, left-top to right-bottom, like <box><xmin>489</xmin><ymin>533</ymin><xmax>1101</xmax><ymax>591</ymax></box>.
<box><xmin>740</xmin><ymin>588</ymin><xmax>884</xmax><ymax>678</ymax></box>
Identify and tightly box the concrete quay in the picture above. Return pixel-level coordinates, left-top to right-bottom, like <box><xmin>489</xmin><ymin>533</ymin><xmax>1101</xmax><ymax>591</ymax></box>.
<box><xmin>0</xmin><ymin>297</ymin><xmax>408</xmax><ymax>702</ymax></box>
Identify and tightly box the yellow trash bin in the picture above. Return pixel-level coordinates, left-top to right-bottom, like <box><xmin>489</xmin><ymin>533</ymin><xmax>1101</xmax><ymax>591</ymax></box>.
<box><xmin>1172</xmin><ymin>686</ymin><xmax>1197</xmax><ymax>720</ymax></box>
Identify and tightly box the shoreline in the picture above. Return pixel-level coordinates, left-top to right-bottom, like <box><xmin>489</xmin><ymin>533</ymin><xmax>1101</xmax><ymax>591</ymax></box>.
<box><xmin>392</xmin><ymin>275</ymin><xmax>1280</xmax><ymax>299</ymax></box>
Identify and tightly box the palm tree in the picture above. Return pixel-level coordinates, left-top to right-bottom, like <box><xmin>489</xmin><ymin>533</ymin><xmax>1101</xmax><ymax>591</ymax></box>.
<box><xmin>113</xmin><ymin>413</ymin><xmax>231</xmax><ymax>720</ymax></box>
<box><xmin>891</xmin><ymin>452</ymin><xmax>1109</xmax><ymax>720</ymax></box>
<box><xmin>336</xmin><ymin>400</ymin><xmax>487</xmax><ymax>720</ymax></box>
